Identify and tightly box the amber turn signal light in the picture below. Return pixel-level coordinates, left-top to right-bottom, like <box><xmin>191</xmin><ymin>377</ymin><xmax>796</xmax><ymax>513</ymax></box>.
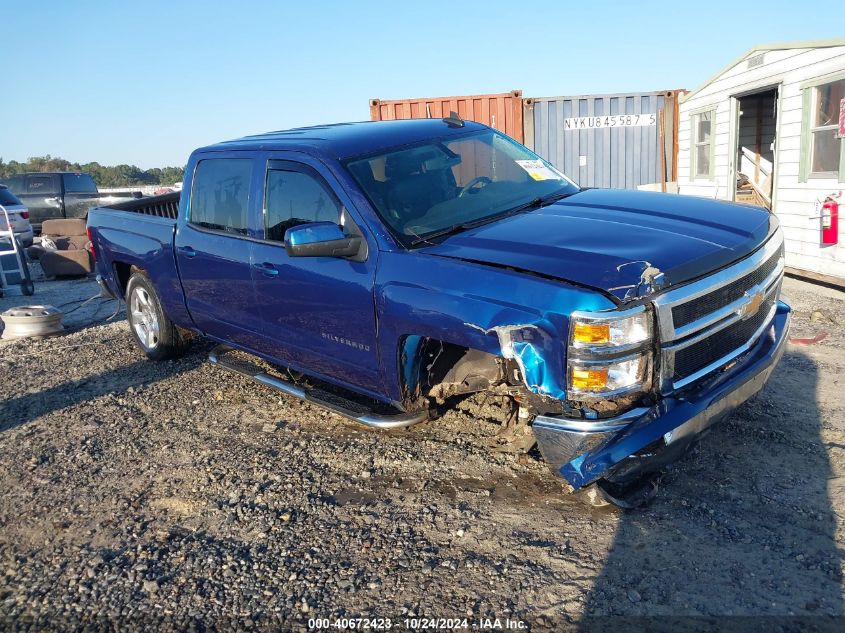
<box><xmin>570</xmin><ymin>367</ymin><xmax>609</xmax><ymax>391</ymax></box>
<box><xmin>572</xmin><ymin>322</ymin><xmax>610</xmax><ymax>345</ymax></box>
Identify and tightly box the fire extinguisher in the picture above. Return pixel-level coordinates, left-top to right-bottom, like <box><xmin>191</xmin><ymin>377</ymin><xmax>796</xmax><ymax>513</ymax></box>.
<box><xmin>821</xmin><ymin>193</ymin><xmax>840</xmax><ymax>246</ymax></box>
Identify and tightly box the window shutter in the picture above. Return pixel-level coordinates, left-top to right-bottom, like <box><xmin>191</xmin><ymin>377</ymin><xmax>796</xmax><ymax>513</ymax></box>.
<box><xmin>709</xmin><ymin>109</ymin><xmax>716</xmax><ymax>180</ymax></box>
<box><xmin>689</xmin><ymin>115</ymin><xmax>695</xmax><ymax>181</ymax></box>
<box><xmin>798</xmin><ymin>88</ymin><xmax>811</xmax><ymax>183</ymax></box>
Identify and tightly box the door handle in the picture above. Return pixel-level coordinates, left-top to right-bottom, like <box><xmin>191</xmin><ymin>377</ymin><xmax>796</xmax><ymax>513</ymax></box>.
<box><xmin>252</xmin><ymin>262</ymin><xmax>279</xmax><ymax>278</ymax></box>
<box><xmin>179</xmin><ymin>246</ymin><xmax>197</xmax><ymax>258</ymax></box>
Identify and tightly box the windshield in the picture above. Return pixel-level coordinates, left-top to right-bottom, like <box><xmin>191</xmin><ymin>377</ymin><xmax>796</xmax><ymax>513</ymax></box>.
<box><xmin>346</xmin><ymin>130</ymin><xmax>578</xmax><ymax>246</ymax></box>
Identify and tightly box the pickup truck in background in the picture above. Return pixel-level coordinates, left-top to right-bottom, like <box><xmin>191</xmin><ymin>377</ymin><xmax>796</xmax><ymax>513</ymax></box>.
<box><xmin>98</xmin><ymin>190</ymin><xmax>144</xmax><ymax>207</ymax></box>
<box><xmin>1</xmin><ymin>171</ymin><xmax>100</xmax><ymax>233</ymax></box>
<box><xmin>87</xmin><ymin>118</ymin><xmax>791</xmax><ymax>507</ymax></box>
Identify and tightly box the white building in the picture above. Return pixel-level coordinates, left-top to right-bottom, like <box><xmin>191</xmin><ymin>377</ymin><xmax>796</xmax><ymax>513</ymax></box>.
<box><xmin>677</xmin><ymin>39</ymin><xmax>845</xmax><ymax>285</ymax></box>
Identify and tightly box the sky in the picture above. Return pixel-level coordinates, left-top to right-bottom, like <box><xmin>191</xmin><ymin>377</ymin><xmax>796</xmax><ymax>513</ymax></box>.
<box><xmin>1</xmin><ymin>0</ymin><xmax>842</xmax><ymax>169</ymax></box>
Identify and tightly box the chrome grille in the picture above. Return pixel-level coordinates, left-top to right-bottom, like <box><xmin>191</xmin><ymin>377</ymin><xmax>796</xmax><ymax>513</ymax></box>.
<box><xmin>672</xmin><ymin>294</ymin><xmax>776</xmax><ymax>380</ymax></box>
<box><xmin>653</xmin><ymin>232</ymin><xmax>784</xmax><ymax>392</ymax></box>
<box><xmin>672</xmin><ymin>249</ymin><xmax>780</xmax><ymax>328</ymax></box>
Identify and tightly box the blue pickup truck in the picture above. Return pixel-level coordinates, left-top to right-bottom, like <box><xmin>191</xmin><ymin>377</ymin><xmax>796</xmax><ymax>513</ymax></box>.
<box><xmin>87</xmin><ymin>117</ymin><xmax>791</xmax><ymax>506</ymax></box>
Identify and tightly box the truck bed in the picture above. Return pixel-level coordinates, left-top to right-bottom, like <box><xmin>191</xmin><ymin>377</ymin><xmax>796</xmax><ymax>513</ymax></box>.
<box><xmin>105</xmin><ymin>192</ymin><xmax>180</xmax><ymax>220</ymax></box>
<box><xmin>87</xmin><ymin>193</ymin><xmax>191</xmax><ymax>327</ymax></box>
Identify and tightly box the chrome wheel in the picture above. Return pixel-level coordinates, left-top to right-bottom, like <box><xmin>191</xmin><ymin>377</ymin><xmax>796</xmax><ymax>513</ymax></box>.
<box><xmin>130</xmin><ymin>286</ymin><xmax>160</xmax><ymax>351</ymax></box>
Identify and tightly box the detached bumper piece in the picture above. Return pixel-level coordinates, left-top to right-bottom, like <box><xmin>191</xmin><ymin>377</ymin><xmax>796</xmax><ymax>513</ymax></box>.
<box><xmin>209</xmin><ymin>345</ymin><xmax>428</xmax><ymax>429</ymax></box>
<box><xmin>534</xmin><ymin>301</ymin><xmax>791</xmax><ymax>498</ymax></box>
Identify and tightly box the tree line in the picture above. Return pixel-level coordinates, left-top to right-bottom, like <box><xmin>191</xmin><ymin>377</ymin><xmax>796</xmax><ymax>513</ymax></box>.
<box><xmin>0</xmin><ymin>156</ymin><xmax>185</xmax><ymax>188</ymax></box>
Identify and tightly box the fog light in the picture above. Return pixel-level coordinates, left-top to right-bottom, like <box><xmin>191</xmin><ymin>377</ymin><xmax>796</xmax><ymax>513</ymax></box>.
<box><xmin>568</xmin><ymin>354</ymin><xmax>650</xmax><ymax>396</ymax></box>
<box><xmin>571</xmin><ymin>367</ymin><xmax>609</xmax><ymax>390</ymax></box>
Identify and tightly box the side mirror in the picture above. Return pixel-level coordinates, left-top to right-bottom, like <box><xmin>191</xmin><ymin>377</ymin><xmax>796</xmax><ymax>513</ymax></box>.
<box><xmin>284</xmin><ymin>222</ymin><xmax>364</xmax><ymax>259</ymax></box>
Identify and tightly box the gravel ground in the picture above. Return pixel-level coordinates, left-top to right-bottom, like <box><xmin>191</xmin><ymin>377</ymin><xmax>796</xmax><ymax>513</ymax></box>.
<box><xmin>1</xmin><ymin>275</ymin><xmax>844</xmax><ymax>630</ymax></box>
<box><xmin>0</xmin><ymin>264</ymin><xmax>121</xmax><ymax>337</ymax></box>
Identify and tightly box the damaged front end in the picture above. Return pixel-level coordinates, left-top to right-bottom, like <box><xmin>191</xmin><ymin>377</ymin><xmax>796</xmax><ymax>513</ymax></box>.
<box><xmin>394</xmin><ymin>227</ymin><xmax>790</xmax><ymax>506</ymax></box>
<box><xmin>513</xmin><ymin>303</ymin><xmax>665</xmax><ymax>502</ymax></box>
<box><xmin>446</xmin><ymin>233</ymin><xmax>793</xmax><ymax>507</ymax></box>
<box><xmin>534</xmin><ymin>301</ymin><xmax>790</xmax><ymax>502</ymax></box>
<box><xmin>529</xmin><ymin>232</ymin><xmax>791</xmax><ymax>505</ymax></box>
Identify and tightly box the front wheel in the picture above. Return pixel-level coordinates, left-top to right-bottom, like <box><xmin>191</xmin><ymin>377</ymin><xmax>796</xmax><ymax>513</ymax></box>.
<box><xmin>126</xmin><ymin>272</ymin><xmax>186</xmax><ymax>360</ymax></box>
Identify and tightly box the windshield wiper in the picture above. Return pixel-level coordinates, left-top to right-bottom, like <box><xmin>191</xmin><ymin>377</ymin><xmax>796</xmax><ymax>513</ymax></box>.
<box><xmin>510</xmin><ymin>190</ymin><xmax>578</xmax><ymax>213</ymax></box>
<box><xmin>410</xmin><ymin>222</ymin><xmax>478</xmax><ymax>245</ymax></box>
<box><xmin>409</xmin><ymin>189</ymin><xmax>578</xmax><ymax>246</ymax></box>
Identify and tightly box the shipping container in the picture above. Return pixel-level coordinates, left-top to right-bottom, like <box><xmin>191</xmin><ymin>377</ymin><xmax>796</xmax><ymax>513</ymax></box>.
<box><xmin>524</xmin><ymin>91</ymin><xmax>680</xmax><ymax>190</ymax></box>
<box><xmin>369</xmin><ymin>90</ymin><xmax>525</xmax><ymax>143</ymax></box>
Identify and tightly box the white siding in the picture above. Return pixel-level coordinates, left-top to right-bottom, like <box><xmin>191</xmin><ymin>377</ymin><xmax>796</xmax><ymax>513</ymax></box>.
<box><xmin>677</xmin><ymin>45</ymin><xmax>845</xmax><ymax>282</ymax></box>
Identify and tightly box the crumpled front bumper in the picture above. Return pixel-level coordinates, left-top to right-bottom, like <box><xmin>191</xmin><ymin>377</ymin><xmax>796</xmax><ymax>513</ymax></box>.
<box><xmin>533</xmin><ymin>300</ymin><xmax>792</xmax><ymax>490</ymax></box>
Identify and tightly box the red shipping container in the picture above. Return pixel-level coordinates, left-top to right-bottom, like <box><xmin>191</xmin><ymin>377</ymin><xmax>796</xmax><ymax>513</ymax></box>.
<box><xmin>369</xmin><ymin>90</ymin><xmax>524</xmax><ymax>143</ymax></box>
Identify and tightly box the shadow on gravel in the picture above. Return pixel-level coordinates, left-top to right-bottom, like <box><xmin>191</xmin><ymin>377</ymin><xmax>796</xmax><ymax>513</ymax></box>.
<box><xmin>580</xmin><ymin>349</ymin><xmax>843</xmax><ymax>631</ymax></box>
<box><xmin>0</xmin><ymin>351</ymin><xmax>206</xmax><ymax>433</ymax></box>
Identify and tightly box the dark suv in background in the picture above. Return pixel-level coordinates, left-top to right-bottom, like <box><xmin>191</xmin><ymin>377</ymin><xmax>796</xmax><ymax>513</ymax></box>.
<box><xmin>1</xmin><ymin>172</ymin><xmax>99</xmax><ymax>232</ymax></box>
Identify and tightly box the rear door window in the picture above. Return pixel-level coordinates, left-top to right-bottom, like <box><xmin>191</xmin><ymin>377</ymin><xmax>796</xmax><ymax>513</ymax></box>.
<box><xmin>62</xmin><ymin>173</ymin><xmax>98</xmax><ymax>194</ymax></box>
<box><xmin>26</xmin><ymin>175</ymin><xmax>56</xmax><ymax>194</ymax></box>
<box><xmin>0</xmin><ymin>187</ymin><xmax>22</xmax><ymax>206</ymax></box>
<box><xmin>264</xmin><ymin>167</ymin><xmax>341</xmax><ymax>242</ymax></box>
<box><xmin>189</xmin><ymin>158</ymin><xmax>252</xmax><ymax>235</ymax></box>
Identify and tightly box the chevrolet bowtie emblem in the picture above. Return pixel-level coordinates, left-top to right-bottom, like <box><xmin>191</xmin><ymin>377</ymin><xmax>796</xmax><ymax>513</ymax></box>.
<box><xmin>738</xmin><ymin>290</ymin><xmax>765</xmax><ymax>320</ymax></box>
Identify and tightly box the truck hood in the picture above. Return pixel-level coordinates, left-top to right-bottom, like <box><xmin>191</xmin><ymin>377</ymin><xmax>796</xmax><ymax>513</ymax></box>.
<box><xmin>423</xmin><ymin>189</ymin><xmax>775</xmax><ymax>302</ymax></box>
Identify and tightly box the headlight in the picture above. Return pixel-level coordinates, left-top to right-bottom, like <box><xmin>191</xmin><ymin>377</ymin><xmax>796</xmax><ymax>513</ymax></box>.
<box><xmin>570</xmin><ymin>309</ymin><xmax>651</xmax><ymax>349</ymax></box>
<box><xmin>567</xmin><ymin>306</ymin><xmax>653</xmax><ymax>399</ymax></box>
<box><xmin>568</xmin><ymin>354</ymin><xmax>651</xmax><ymax>395</ymax></box>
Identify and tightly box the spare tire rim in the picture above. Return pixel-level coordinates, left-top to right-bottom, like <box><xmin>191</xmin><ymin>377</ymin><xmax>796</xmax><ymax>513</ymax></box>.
<box><xmin>1</xmin><ymin>305</ymin><xmax>64</xmax><ymax>339</ymax></box>
<box><xmin>130</xmin><ymin>286</ymin><xmax>159</xmax><ymax>350</ymax></box>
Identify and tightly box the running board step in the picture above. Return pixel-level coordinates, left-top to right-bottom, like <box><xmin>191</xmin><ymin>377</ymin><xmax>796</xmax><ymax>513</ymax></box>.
<box><xmin>208</xmin><ymin>345</ymin><xmax>428</xmax><ymax>429</ymax></box>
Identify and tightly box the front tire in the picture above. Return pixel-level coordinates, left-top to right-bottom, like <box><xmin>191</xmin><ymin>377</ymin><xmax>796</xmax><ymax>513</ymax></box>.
<box><xmin>126</xmin><ymin>272</ymin><xmax>186</xmax><ymax>360</ymax></box>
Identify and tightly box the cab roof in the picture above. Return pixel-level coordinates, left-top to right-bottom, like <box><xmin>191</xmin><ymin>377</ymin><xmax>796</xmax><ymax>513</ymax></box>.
<box><xmin>200</xmin><ymin>119</ymin><xmax>490</xmax><ymax>160</ymax></box>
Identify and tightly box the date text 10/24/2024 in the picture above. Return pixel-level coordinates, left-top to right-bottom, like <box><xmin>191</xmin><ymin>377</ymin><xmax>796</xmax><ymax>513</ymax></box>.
<box><xmin>307</xmin><ymin>617</ymin><xmax>529</xmax><ymax>630</ymax></box>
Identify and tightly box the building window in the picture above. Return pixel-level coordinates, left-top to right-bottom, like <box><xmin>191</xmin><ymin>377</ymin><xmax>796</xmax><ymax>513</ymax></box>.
<box><xmin>691</xmin><ymin>109</ymin><xmax>715</xmax><ymax>180</ymax></box>
<box><xmin>801</xmin><ymin>76</ymin><xmax>845</xmax><ymax>183</ymax></box>
<box><xmin>810</xmin><ymin>80</ymin><xmax>844</xmax><ymax>175</ymax></box>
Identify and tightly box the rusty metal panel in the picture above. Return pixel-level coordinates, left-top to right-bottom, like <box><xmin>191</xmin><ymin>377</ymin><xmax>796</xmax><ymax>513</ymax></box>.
<box><xmin>369</xmin><ymin>91</ymin><xmax>524</xmax><ymax>143</ymax></box>
<box><xmin>525</xmin><ymin>91</ymin><xmax>681</xmax><ymax>190</ymax></box>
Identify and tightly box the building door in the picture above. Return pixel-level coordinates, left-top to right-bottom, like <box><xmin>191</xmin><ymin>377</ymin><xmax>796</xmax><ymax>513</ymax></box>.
<box><xmin>731</xmin><ymin>86</ymin><xmax>780</xmax><ymax>210</ymax></box>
